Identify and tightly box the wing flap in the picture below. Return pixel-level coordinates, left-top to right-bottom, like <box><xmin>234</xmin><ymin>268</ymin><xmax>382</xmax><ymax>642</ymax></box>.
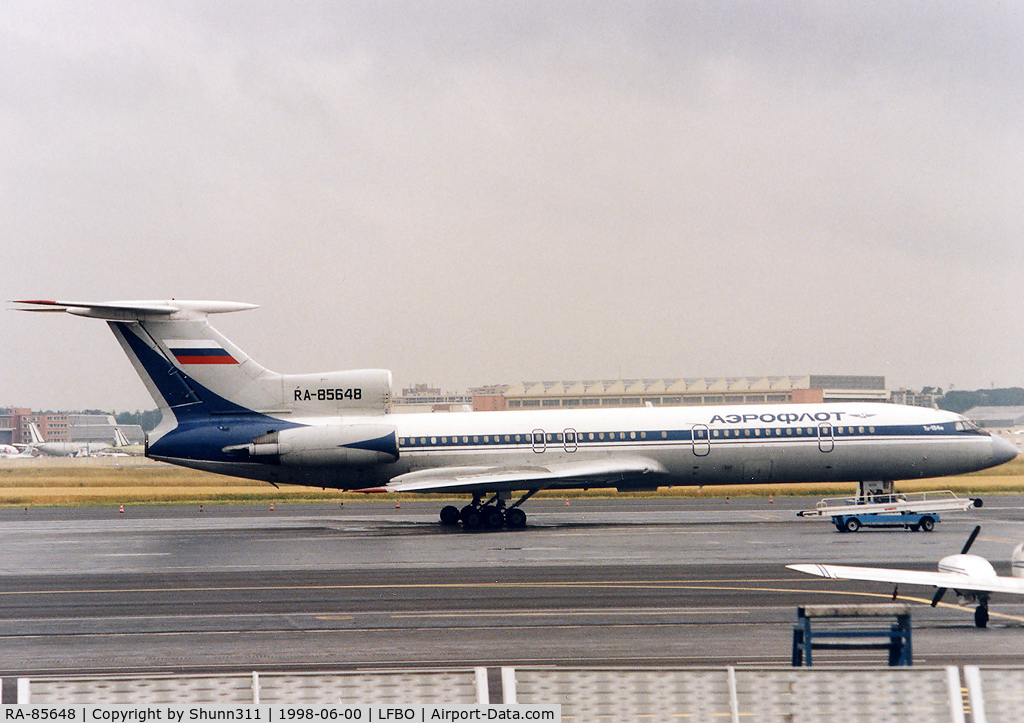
<box><xmin>387</xmin><ymin>456</ymin><xmax>668</xmax><ymax>494</ymax></box>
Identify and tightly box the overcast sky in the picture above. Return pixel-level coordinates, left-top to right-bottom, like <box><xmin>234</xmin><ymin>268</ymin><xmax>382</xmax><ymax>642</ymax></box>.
<box><xmin>3</xmin><ymin>2</ymin><xmax>1023</xmax><ymax>413</ymax></box>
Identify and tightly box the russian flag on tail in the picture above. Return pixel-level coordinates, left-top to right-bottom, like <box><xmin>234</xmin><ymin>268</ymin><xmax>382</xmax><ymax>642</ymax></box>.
<box><xmin>166</xmin><ymin>339</ymin><xmax>238</xmax><ymax>365</ymax></box>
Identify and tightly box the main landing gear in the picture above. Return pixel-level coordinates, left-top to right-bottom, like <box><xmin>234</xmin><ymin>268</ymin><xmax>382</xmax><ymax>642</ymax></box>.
<box><xmin>975</xmin><ymin>601</ymin><xmax>990</xmax><ymax>629</ymax></box>
<box><xmin>439</xmin><ymin>490</ymin><xmax>539</xmax><ymax>530</ymax></box>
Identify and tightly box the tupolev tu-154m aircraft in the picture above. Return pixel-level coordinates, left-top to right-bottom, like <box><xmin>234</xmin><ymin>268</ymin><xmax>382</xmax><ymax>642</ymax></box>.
<box><xmin>15</xmin><ymin>299</ymin><xmax>1019</xmax><ymax>530</ymax></box>
<box><xmin>789</xmin><ymin>527</ymin><xmax>1024</xmax><ymax>628</ymax></box>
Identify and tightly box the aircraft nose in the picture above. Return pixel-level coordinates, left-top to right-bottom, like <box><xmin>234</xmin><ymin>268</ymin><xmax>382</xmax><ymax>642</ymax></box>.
<box><xmin>991</xmin><ymin>436</ymin><xmax>1019</xmax><ymax>466</ymax></box>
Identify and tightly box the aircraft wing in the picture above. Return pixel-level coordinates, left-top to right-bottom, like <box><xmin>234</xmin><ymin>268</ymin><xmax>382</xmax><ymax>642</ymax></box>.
<box><xmin>385</xmin><ymin>456</ymin><xmax>668</xmax><ymax>494</ymax></box>
<box><xmin>787</xmin><ymin>564</ymin><xmax>1024</xmax><ymax>596</ymax></box>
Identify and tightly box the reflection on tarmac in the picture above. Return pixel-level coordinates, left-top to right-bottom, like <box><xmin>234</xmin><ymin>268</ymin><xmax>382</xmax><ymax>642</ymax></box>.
<box><xmin>0</xmin><ymin>497</ymin><xmax>1023</xmax><ymax>677</ymax></box>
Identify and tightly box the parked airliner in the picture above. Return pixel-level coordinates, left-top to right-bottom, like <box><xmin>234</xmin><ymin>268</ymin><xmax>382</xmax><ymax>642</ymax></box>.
<box><xmin>25</xmin><ymin>421</ymin><xmax>116</xmax><ymax>457</ymax></box>
<box><xmin>15</xmin><ymin>299</ymin><xmax>1018</xmax><ymax>529</ymax></box>
<box><xmin>0</xmin><ymin>444</ymin><xmax>34</xmax><ymax>459</ymax></box>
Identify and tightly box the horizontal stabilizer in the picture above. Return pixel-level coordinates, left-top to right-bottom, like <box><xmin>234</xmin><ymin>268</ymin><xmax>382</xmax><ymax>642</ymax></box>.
<box><xmin>13</xmin><ymin>299</ymin><xmax>258</xmax><ymax>320</ymax></box>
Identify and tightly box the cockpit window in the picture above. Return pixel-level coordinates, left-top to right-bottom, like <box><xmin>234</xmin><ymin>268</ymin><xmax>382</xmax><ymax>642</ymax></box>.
<box><xmin>955</xmin><ymin>419</ymin><xmax>987</xmax><ymax>434</ymax></box>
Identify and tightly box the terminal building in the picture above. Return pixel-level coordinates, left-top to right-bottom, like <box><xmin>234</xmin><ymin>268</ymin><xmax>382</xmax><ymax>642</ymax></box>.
<box><xmin>0</xmin><ymin>408</ymin><xmax>144</xmax><ymax>448</ymax></box>
<box><xmin>389</xmin><ymin>375</ymin><xmax>891</xmax><ymax>412</ymax></box>
<box><xmin>0</xmin><ymin>408</ymin><xmax>69</xmax><ymax>447</ymax></box>
<box><xmin>501</xmin><ymin>375</ymin><xmax>888</xmax><ymax>410</ymax></box>
<box><xmin>961</xmin><ymin>406</ymin><xmax>1024</xmax><ymax>429</ymax></box>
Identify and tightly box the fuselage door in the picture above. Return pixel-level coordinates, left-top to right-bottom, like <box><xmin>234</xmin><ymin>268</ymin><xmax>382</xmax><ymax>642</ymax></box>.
<box><xmin>818</xmin><ymin>423</ymin><xmax>834</xmax><ymax>453</ymax></box>
<box><xmin>532</xmin><ymin>429</ymin><xmax>546</xmax><ymax>454</ymax></box>
<box><xmin>563</xmin><ymin>428</ymin><xmax>578</xmax><ymax>453</ymax></box>
<box><xmin>692</xmin><ymin>424</ymin><xmax>711</xmax><ymax>457</ymax></box>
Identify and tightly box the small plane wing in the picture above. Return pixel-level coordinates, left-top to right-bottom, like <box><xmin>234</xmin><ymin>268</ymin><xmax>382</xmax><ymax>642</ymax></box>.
<box><xmin>787</xmin><ymin>563</ymin><xmax>1024</xmax><ymax>596</ymax></box>
<box><xmin>386</xmin><ymin>456</ymin><xmax>668</xmax><ymax>494</ymax></box>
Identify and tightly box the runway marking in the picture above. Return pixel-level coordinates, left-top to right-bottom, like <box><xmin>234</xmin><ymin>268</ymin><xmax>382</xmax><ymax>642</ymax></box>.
<box><xmin>388</xmin><ymin>607</ymin><xmax>752</xmax><ymax>619</ymax></box>
<box><xmin>3</xmin><ymin>578</ymin><xmax>1023</xmax><ymax>624</ymax></box>
<box><xmin>0</xmin><ymin>578</ymin><xmax>848</xmax><ymax>596</ymax></box>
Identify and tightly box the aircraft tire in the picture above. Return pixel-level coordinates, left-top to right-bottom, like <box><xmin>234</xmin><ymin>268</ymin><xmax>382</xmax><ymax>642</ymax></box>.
<box><xmin>461</xmin><ymin>505</ymin><xmax>483</xmax><ymax>530</ymax></box>
<box><xmin>975</xmin><ymin>605</ymin><xmax>989</xmax><ymax>628</ymax></box>
<box><xmin>920</xmin><ymin>516</ymin><xmax>935</xmax><ymax>532</ymax></box>
<box><xmin>481</xmin><ymin>505</ymin><xmax>505</xmax><ymax>529</ymax></box>
<box><xmin>844</xmin><ymin>517</ymin><xmax>861</xmax><ymax>533</ymax></box>
<box><xmin>440</xmin><ymin>505</ymin><xmax>461</xmax><ymax>525</ymax></box>
<box><xmin>505</xmin><ymin>508</ymin><xmax>527</xmax><ymax>529</ymax></box>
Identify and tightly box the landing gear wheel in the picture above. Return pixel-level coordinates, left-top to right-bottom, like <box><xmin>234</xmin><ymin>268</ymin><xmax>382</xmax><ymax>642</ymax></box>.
<box><xmin>920</xmin><ymin>516</ymin><xmax>935</xmax><ymax>532</ymax></box>
<box><xmin>439</xmin><ymin>505</ymin><xmax>460</xmax><ymax>526</ymax></box>
<box><xmin>975</xmin><ymin>605</ymin><xmax>989</xmax><ymax>629</ymax></box>
<box><xmin>844</xmin><ymin>517</ymin><xmax>861</xmax><ymax>533</ymax></box>
<box><xmin>461</xmin><ymin>504</ymin><xmax>483</xmax><ymax>530</ymax></box>
<box><xmin>480</xmin><ymin>505</ymin><xmax>505</xmax><ymax>529</ymax></box>
<box><xmin>505</xmin><ymin>507</ymin><xmax>527</xmax><ymax>529</ymax></box>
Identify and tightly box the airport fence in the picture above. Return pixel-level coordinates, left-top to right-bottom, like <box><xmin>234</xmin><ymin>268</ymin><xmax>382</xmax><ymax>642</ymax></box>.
<box><xmin>7</xmin><ymin>665</ymin><xmax>1024</xmax><ymax>721</ymax></box>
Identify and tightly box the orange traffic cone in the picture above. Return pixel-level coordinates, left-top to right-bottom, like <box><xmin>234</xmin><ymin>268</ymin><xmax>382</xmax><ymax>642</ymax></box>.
<box><xmin>270</xmin><ymin>502</ymin><xmax>275</xmax><ymax>512</ymax></box>
<box><xmin>565</xmin><ymin>496</ymin><xmax>570</xmax><ymax>506</ymax></box>
<box><xmin>119</xmin><ymin>504</ymin><xmax>124</xmax><ymax>514</ymax></box>
<box><xmin>769</xmin><ymin>495</ymin><xmax>774</xmax><ymax>504</ymax></box>
<box><xmin>395</xmin><ymin>499</ymin><xmax>401</xmax><ymax>508</ymax></box>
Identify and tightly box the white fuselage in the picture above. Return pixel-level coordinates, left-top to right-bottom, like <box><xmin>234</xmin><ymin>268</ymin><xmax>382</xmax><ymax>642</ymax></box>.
<box><xmin>34</xmin><ymin>441</ymin><xmax>113</xmax><ymax>457</ymax></box>
<box><xmin>156</xmin><ymin>401</ymin><xmax>1018</xmax><ymax>491</ymax></box>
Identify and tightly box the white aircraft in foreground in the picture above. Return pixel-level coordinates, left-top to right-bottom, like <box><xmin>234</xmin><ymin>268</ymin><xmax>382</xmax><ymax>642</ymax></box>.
<box><xmin>789</xmin><ymin>527</ymin><xmax>1024</xmax><ymax>628</ymax></box>
<box><xmin>14</xmin><ymin>299</ymin><xmax>1019</xmax><ymax>530</ymax></box>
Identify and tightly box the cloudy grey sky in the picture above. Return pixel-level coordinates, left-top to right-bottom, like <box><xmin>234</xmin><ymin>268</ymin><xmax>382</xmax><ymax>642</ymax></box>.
<box><xmin>3</xmin><ymin>2</ymin><xmax>1023</xmax><ymax>413</ymax></box>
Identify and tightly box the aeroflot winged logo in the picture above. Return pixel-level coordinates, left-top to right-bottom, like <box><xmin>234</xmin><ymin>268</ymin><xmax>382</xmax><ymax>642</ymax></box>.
<box><xmin>708</xmin><ymin>410</ymin><xmax>877</xmax><ymax>425</ymax></box>
<box><xmin>165</xmin><ymin>339</ymin><xmax>238</xmax><ymax>365</ymax></box>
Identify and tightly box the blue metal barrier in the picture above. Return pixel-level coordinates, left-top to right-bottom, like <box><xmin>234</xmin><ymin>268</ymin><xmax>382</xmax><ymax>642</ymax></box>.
<box><xmin>793</xmin><ymin>604</ymin><xmax>913</xmax><ymax>666</ymax></box>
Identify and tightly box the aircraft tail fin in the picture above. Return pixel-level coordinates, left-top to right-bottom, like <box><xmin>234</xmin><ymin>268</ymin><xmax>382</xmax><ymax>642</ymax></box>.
<box><xmin>113</xmin><ymin>427</ymin><xmax>131</xmax><ymax>447</ymax></box>
<box><xmin>14</xmin><ymin>300</ymin><xmax>393</xmax><ymax>431</ymax></box>
<box><xmin>27</xmin><ymin>422</ymin><xmax>44</xmax><ymax>446</ymax></box>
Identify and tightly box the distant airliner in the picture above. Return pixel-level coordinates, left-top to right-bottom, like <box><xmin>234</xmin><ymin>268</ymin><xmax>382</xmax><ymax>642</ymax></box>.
<box><xmin>25</xmin><ymin>421</ymin><xmax>116</xmax><ymax>457</ymax></box>
<box><xmin>0</xmin><ymin>444</ymin><xmax>34</xmax><ymax>459</ymax></box>
<box><xmin>15</xmin><ymin>299</ymin><xmax>1018</xmax><ymax>529</ymax></box>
